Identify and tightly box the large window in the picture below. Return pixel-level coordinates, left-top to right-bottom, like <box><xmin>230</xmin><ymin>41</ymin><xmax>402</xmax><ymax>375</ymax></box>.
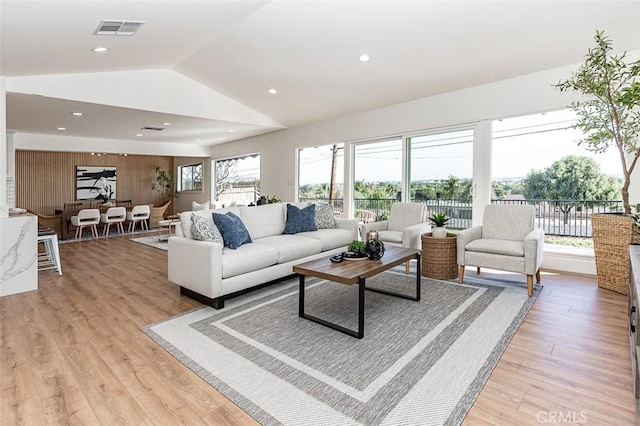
<box><xmin>491</xmin><ymin>109</ymin><xmax>622</xmax><ymax>244</ymax></box>
<box><xmin>298</xmin><ymin>144</ymin><xmax>344</xmax><ymax>213</ymax></box>
<box><xmin>409</xmin><ymin>128</ymin><xmax>474</xmax><ymax>229</ymax></box>
<box><xmin>178</xmin><ymin>163</ymin><xmax>202</xmax><ymax>191</ymax></box>
<box><xmin>353</xmin><ymin>138</ymin><xmax>402</xmax><ymax>222</ymax></box>
<box><xmin>213</xmin><ymin>154</ymin><xmax>260</xmax><ymax>206</ymax></box>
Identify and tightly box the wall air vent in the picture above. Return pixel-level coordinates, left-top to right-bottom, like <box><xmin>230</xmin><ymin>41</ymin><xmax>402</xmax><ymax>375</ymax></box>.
<box><xmin>94</xmin><ymin>20</ymin><xmax>145</xmax><ymax>36</ymax></box>
<box><xmin>140</xmin><ymin>126</ymin><xmax>164</xmax><ymax>131</ymax></box>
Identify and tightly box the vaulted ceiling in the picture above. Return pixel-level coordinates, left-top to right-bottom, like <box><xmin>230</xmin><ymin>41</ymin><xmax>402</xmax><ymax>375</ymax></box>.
<box><xmin>2</xmin><ymin>0</ymin><xmax>640</xmax><ymax>148</ymax></box>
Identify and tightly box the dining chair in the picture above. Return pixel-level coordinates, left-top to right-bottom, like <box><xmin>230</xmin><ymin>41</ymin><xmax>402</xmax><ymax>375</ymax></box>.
<box><xmin>100</xmin><ymin>206</ymin><xmax>127</xmax><ymax>236</ymax></box>
<box><xmin>126</xmin><ymin>205</ymin><xmax>151</xmax><ymax>232</ymax></box>
<box><xmin>70</xmin><ymin>208</ymin><xmax>101</xmax><ymax>239</ymax></box>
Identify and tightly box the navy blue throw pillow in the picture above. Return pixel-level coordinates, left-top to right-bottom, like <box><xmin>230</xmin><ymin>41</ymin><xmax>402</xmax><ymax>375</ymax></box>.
<box><xmin>283</xmin><ymin>203</ymin><xmax>317</xmax><ymax>234</ymax></box>
<box><xmin>212</xmin><ymin>212</ymin><xmax>252</xmax><ymax>249</ymax></box>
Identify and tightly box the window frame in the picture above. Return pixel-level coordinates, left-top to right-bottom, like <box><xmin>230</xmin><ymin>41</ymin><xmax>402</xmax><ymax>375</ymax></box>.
<box><xmin>177</xmin><ymin>162</ymin><xmax>203</xmax><ymax>193</ymax></box>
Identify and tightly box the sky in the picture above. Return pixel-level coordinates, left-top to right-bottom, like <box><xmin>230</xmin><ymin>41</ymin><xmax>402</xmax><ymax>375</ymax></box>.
<box><xmin>297</xmin><ymin>109</ymin><xmax>622</xmax><ymax>185</ymax></box>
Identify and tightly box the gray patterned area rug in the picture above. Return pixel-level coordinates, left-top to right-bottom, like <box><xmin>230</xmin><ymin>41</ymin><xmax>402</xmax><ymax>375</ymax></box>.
<box><xmin>130</xmin><ymin>235</ymin><xmax>168</xmax><ymax>251</ymax></box>
<box><xmin>142</xmin><ymin>270</ymin><xmax>540</xmax><ymax>425</ymax></box>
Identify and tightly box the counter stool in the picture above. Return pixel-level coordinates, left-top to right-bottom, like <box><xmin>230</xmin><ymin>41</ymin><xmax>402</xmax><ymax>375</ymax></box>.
<box><xmin>37</xmin><ymin>228</ymin><xmax>63</xmax><ymax>275</ymax></box>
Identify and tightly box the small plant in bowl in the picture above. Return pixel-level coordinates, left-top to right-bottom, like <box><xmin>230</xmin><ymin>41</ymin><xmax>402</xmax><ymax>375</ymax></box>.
<box><xmin>345</xmin><ymin>240</ymin><xmax>367</xmax><ymax>259</ymax></box>
<box><xmin>429</xmin><ymin>213</ymin><xmax>450</xmax><ymax>238</ymax></box>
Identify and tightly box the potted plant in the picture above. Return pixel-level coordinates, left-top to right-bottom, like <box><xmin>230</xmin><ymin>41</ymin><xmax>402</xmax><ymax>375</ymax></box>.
<box><xmin>555</xmin><ymin>30</ymin><xmax>640</xmax><ymax>294</ymax></box>
<box><xmin>151</xmin><ymin>166</ymin><xmax>175</xmax><ymax>204</ymax></box>
<box><xmin>429</xmin><ymin>213</ymin><xmax>450</xmax><ymax>238</ymax></box>
<box><xmin>345</xmin><ymin>240</ymin><xmax>367</xmax><ymax>259</ymax></box>
<box><xmin>150</xmin><ymin>166</ymin><xmax>175</xmax><ymax>228</ymax></box>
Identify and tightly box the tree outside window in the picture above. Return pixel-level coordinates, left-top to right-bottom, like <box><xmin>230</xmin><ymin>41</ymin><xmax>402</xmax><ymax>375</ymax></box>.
<box><xmin>214</xmin><ymin>154</ymin><xmax>260</xmax><ymax>205</ymax></box>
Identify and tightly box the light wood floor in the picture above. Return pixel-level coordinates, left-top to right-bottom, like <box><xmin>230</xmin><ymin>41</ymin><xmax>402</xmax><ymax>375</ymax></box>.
<box><xmin>1</xmin><ymin>234</ymin><xmax>636</xmax><ymax>425</ymax></box>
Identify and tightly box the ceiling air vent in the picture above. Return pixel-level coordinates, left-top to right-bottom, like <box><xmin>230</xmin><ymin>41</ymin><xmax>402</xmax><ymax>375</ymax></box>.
<box><xmin>94</xmin><ymin>20</ymin><xmax>145</xmax><ymax>36</ymax></box>
<box><xmin>140</xmin><ymin>126</ymin><xmax>164</xmax><ymax>131</ymax></box>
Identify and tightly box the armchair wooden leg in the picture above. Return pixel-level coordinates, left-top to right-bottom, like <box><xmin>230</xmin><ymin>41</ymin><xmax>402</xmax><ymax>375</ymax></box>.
<box><xmin>405</xmin><ymin>260</ymin><xmax>410</xmax><ymax>274</ymax></box>
<box><xmin>476</xmin><ymin>266</ymin><xmax>481</xmax><ymax>274</ymax></box>
<box><xmin>527</xmin><ymin>275</ymin><xmax>533</xmax><ymax>297</ymax></box>
<box><xmin>535</xmin><ymin>269</ymin><xmax>541</xmax><ymax>283</ymax></box>
<box><xmin>458</xmin><ymin>265</ymin><xmax>465</xmax><ymax>284</ymax></box>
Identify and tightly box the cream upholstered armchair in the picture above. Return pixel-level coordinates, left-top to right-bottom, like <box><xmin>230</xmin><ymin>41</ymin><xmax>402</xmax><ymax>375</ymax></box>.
<box><xmin>457</xmin><ymin>204</ymin><xmax>544</xmax><ymax>297</ymax></box>
<box><xmin>361</xmin><ymin>202</ymin><xmax>431</xmax><ymax>273</ymax></box>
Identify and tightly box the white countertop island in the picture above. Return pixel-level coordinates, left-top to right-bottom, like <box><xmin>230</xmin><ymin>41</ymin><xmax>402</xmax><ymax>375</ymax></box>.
<box><xmin>0</xmin><ymin>213</ymin><xmax>37</xmax><ymax>296</ymax></box>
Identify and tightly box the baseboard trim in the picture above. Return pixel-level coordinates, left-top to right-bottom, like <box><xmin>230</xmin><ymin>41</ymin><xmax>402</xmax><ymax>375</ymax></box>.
<box><xmin>542</xmin><ymin>246</ymin><xmax>596</xmax><ymax>276</ymax></box>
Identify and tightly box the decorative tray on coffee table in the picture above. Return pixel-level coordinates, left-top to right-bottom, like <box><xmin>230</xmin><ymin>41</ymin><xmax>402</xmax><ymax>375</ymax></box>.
<box><xmin>342</xmin><ymin>252</ymin><xmax>368</xmax><ymax>261</ymax></box>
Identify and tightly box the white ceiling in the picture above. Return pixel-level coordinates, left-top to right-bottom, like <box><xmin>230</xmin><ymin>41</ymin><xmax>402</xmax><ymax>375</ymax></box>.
<box><xmin>2</xmin><ymin>0</ymin><xmax>640</xmax><ymax>148</ymax></box>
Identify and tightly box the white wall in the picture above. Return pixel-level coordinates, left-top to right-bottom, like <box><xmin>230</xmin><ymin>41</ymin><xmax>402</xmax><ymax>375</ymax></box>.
<box><xmin>0</xmin><ymin>77</ymin><xmax>6</xmax><ymax>213</ymax></box>
<box><xmin>211</xmin><ymin>58</ymin><xmax>640</xmax><ymax>206</ymax></box>
<box><xmin>13</xmin><ymin>133</ymin><xmax>211</xmax><ymax>157</ymax></box>
<box><xmin>174</xmin><ymin>156</ymin><xmax>212</xmax><ymax>213</ymax></box>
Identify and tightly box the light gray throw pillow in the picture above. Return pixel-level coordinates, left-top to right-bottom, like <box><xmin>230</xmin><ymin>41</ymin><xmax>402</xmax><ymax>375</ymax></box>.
<box><xmin>315</xmin><ymin>204</ymin><xmax>336</xmax><ymax>229</ymax></box>
<box><xmin>191</xmin><ymin>213</ymin><xmax>223</xmax><ymax>243</ymax></box>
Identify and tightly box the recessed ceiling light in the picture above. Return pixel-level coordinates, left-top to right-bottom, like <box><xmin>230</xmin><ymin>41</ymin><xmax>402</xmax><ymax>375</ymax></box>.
<box><xmin>92</xmin><ymin>47</ymin><xmax>109</xmax><ymax>53</ymax></box>
<box><xmin>56</xmin><ymin>127</ymin><xmax>66</xmax><ymax>131</ymax></box>
<box><xmin>268</xmin><ymin>88</ymin><xmax>277</xmax><ymax>95</ymax></box>
<box><xmin>70</xmin><ymin>112</ymin><xmax>84</xmax><ymax>116</ymax></box>
<box><xmin>218</xmin><ymin>137</ymin><xmax>228</xmax><ymax>141</ymax></box>
<box><xmin>195</xmin><ymin>139</ymin><xmax>201</xmax><ymax>142</ymax></box>
<box><xmin>359</xmin><ymin>54</ymin><xmax>370</xmax><ymax>62</ymax></box>
<box><xmin>227</xmin><ymin>129</ymin><xmax>235</xmax><ymax>133</ymax></box>
<box><xmin>162</xmin><ymin>122</ymin><xmax>171</xmax><ymax>126</ymax></box>
<box><xmin>135</xmin><ymin>133</ymin><xmax>143</xmax><ymax>137</ymax></box>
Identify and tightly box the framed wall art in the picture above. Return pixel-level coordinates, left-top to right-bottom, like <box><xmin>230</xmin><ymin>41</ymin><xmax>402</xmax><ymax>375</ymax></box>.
<box><xmin>76</xmin><ymin>166</ymin><xmax>117</xmax><ymax>201</ymax></box>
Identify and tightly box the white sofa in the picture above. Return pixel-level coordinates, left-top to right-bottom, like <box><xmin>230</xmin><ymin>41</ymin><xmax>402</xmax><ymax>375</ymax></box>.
<box><xmin>168</xmin><ymin>202</ymin><xmax>358</xmax><ymax>308</ymax></box>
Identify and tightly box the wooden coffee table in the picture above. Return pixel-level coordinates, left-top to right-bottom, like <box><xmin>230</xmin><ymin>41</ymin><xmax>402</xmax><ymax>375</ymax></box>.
<box><xmin>293</xmin><ymin>246</ymin><xmax>421</xmax><ymax>339</ymax></box>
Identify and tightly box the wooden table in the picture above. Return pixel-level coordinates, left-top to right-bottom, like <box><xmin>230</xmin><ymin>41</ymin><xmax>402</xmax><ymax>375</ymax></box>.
<box><xmin>55</xmin><ymin>203</ymin><xmax>150</xmax><ymax>240</ymax></box>
<box><xmin>157</xmin><ymin>218</ymin><xmax>180</xmax><ymax>241</ymax></box>
<box><xmin>293</xmin><ymin>246</ymin><xmax>421</xmax><ymax>339</ymax></box>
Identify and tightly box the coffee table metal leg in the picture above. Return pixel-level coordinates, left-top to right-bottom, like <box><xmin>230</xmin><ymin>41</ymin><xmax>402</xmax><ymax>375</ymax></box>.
<box><xmin>298</xmin><ymin>274</ymin><xmax>365</xmax><ymax>339</ymax></box>
<box><xmin>364</xmin><ymin>253</ymin><xmax>421</xmax><ymax>301</ymax></box>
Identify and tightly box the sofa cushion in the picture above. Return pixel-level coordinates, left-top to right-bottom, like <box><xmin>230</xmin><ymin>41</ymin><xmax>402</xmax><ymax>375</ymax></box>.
<box><xmin>190</xmin><ymin>213</ymin><xmax>223</xmax><ymax>243</ymax></box>
<box><xmin>315</xmin><ymin>204</ymin><xmax>336</xmax><ymax>229</ymax></box>
<box><xmin>213</xmin><ymin>212</ymin><xmax>252</xmax><ymax>249</ymax></box>
<box><xmin>298</xmin><ymin>228</ymin><xmax>353</xmax><ymax>251</ymax></box>
<box><xmin>239</xmin><ymin>203</ymin><xmax>285</xmax><ymax>239</ymax></box>
<box><xmin>221</xmin><ymin>243</ymin><xmax>279</xmax><ymax>278</ymax></box>
<box><xmin>283</xmin><ymin>203</ymin><xmax>317</xmax><ymax>234</ymax></box>
<box><xmin>465</xmin><ymin>239</ymin><xmax>524</xmax><ymax>257</ymax></box>
<box><xmin>253</xmin><ymin>235</ymin><xmax>322</xmax><ymax>263</ymax></box>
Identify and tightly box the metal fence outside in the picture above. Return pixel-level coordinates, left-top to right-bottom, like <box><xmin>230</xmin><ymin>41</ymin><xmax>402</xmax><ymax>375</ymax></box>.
<box><xmin>300</xmin><ymin>196</ymin><xmax>624</xmax><ymax>238</ymax></box>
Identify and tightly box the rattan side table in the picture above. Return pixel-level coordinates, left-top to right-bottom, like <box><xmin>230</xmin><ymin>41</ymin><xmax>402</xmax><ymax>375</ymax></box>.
<box><xmin>421</xmin><ymin>232</ymin><xmax>458</xmax><ymax>279</ymax></box>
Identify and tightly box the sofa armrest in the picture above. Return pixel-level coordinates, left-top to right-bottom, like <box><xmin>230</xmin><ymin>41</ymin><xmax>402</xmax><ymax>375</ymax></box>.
<box><xmin>402</xmin><ymin>222</ymin><xmax>432</xmax><ymax>250</ymax></box>
<box><xmin>335</xmin><ymin>218</ymin><xmax>359</xmax><ymax>241</ymax></box>
<box><xmin>524</xmin><ymin>228</ymin><xmax>545</xmax><ymax>274</ymax></box>
<box><xmin>168</xmin><ymin>236</ymin><xmax>224</xmax><ymax>299</ymax></box>
<box><xmin>456</xmin><ymin>226</ymin><xmax>482</xmax><ymax>265</ymax></box>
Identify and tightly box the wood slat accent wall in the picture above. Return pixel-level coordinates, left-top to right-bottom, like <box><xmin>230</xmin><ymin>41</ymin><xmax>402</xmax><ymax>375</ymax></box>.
<box><xmin>15</xmin><ymin>151</ymin><xmax>174</xmax><ymax>215</ymax></box>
